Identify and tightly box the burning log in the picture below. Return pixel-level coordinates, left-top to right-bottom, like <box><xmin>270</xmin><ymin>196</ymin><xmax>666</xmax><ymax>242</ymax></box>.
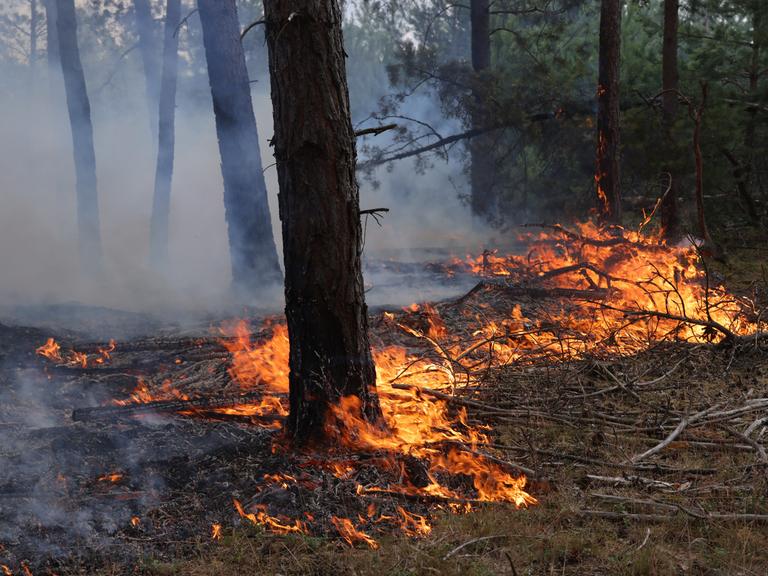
<box><xmin>71</xmin><ymin>391</ymin><xmax>278</xmax><ymax>421</ymax></box>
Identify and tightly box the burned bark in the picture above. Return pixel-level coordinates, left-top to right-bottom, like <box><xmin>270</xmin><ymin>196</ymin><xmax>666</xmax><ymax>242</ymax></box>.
<box><xmin>263</xmin><ymin>0</ymin><xmax>383</xmax><ymax>442</ymax></box>
<box><xmin>595</xmin><ymin>0</ymin><xmax>622</xmax><ymax>223</ymax></box>
<box><xmin>660</xmin><ymin>0</ymin><xmax>680</xmax><ymax>239</ymax></box>
<box><xmin>197</xmin><ymin>0</ymin><xmax>282</xmax><ymax>292</ymax></box>
<box><xmin>469</xmin><ymin>0</ymin><xmax>497</xmax><ymax>219</ymax></box>
<box><xmin>134</xmin><ymin>0</ymin><xmax>161</xmax><ymax>135</ymax></box>
<box><xmin>149</xmin><ymin>0</ymin><xmax>181</xmax><ymax>266</ymax></box>
<box><xmin>54</xmin><ymin>0</ymin><xmax>103</xmax><ymax>272</ymax></box>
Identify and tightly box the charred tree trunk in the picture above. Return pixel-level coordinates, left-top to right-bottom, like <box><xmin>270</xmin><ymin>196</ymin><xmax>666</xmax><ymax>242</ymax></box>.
<box><xmin>263</xmin><ymin>0</ymin><xmax>383</xmax><ymax>443</ymax></box>
<box><xmin>149</xmin><ymin>0</ymin><xmax>181</xmax><ymax>266</ymax></box>
<box><xmin>197</xmin><ymin>0</ymin><xmax>282</xmax><ymax>293</ymax></box>
<box><xmin>55</xmin><ymin>0</ymin><xmax>102</xmax><ymax>272</ymax></box>
<box><xmin>595</xmin><ymin>0</ymin><xmax>622</xmax><ymax>223</ymax></box>
<box><xmin>134</xmin><ymin>0</ymin><xmax>161</xmax><ymax>135</ymax></box>
<box><xmin>660</xmin><ymin>0</ymin><xmax>680</xmax><ymax>239</ymax></box>
<box><xmin>469</xmin><ymin>0</ymin><xmax>496</xmax><ymax>219</ymax></box>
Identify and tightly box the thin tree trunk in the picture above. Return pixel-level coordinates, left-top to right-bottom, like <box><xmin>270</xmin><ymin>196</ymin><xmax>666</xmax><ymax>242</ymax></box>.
<box><xmin>660</xmin><ymin>0</ymin><xmax>680</xmax><ymax>239</ymax></box>
<box><xmin>742</xmin><ymin>1</ymin><xmax>763</xmax><ymax>223</ymax></box>
<box><xmin>197</xmin><ymin>0</ymin><xmax>282</xmax><ymax>293</ymax></box>
<box><xmin>149</xmin><ymin>0</ymin><xmax>181</xmax><ymax>266</ymax></box>
<box><xmin>692</xmin><ymin>83</ymin><xmax>717</xmax><ymax>255</ymax></box>
<box><xmin>55</xmin><ymin>0</ymin><xmax>102</xmax><ymax>272</ymax></box>
<box><xmin>263</xmin><ymin>0</ymin><xmax>383</xmax><ymax>443</ymax></box>
<box><xmin>595</xmin><ymin>0</ymin><xmax>622</xmax><ymax>223</ymax></box>
<box><xmin>134</xmin><ymin>0</ymin><xmax>161</xmax><ymax>136</ymax></box>
<box><xmin>469</xmin><ymin>0</ymin><xmax>496</xmax><ymax>219</ymax></box>
<box><xmin>44</xmin><ymin>0</ymin><xmax>59</xmax><ymax>77</ymax></box>
<box><xmin>30</xmin><ymin>0</ymin><xmax>39</xmax><ymax>71</ymax></box>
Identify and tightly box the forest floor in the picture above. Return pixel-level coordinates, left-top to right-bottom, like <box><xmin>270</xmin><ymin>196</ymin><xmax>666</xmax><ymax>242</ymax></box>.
<box><xmin>1</xmin><ymin>227</ymin><xmax>767</xmax><ymax>576</ymax></box>
<box><xmin>139</xmin><ymin>231</ymin><xmax>768</xmax><ymax>576</ymax></box>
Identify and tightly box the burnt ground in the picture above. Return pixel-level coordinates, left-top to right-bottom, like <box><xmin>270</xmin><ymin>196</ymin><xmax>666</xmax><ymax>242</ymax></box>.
<box><xmin>1</xmin><ymin>239</ymin><xmax>768</xmax><ymax>575</ymax></box>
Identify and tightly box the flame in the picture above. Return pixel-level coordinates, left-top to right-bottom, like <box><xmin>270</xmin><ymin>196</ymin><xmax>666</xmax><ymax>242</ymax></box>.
<box><xmin>1</xmin><ymin>566</ymin><xmax>12</xmax><ymax>576</ymax></box>
<box><xmin>97</xmin><ymin>473</ymin><xmax>123</xmax><ymax>483</ymax></box>
<box><xmin>130</xmin><ymin>516</ymin><xmax>140</xmax><ymax>527</ymax></box>
<box><xmin>20</xmin><ymin>565</ymin><xmax>31</xmax><ymax>576</ymax></box>
<box><xmin>396</xmin><ymin>506</ymin><xmax>432</xmax><ymax>537</ymax></box>
<box><xmin>36</xmin><ymin>338</ymin><xmax>116</xmax><ymax>368</ymax></box>
<box><xmin>220</xmin><ymin>321</ymin><xmax>289</xmax><ymax>393</ymax></box>
<box><xmin>211</xmin><ymin>523</ymin><xmax>222</xmax><ymax>540</ymax></box>
<box><xmin>36</xmin><ymin>338</ymin><xmax>61</xmax><ymax>362</ymax></box>
<box><xmin>330</xmin><ymin>516</ymin><xmax>379</xmax><ymax>549</ymax></box>
<box><xmin>112</xmin><ymin>378</ymin><xmax>189</xmax><ymax>406</ymax></box>
<box><xmin>233</xmin><ymin>498</ymin><xmax>307</xmax><ymax>534</ymax></box>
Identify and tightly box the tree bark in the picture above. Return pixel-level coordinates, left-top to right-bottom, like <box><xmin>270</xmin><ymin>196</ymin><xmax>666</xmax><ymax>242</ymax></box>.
<box><xmin>197</xmin><ymin>0</ymin><xmax>282</xmax><ymax>292</ymax></box>
<box><xmin>149</xmin><ymin>0</ymin><xmax>181</xmax><ymax>266</ymax></box>
<box><xmin>134</xmin><ymin>0</ymin><xmax>161</xmax><ymax>136</ymax></box>
<box><xmin>469</xmin><ymin>0</ymin><xmax>497</xmax><ymax>219</ymax></box>
<box><xmin>55</xmin><ymin>0</ymin><xmax>103</xmax><ymax>272</ymax></box>
<box><xmin>595</xmin><ymin>0</ymin><xmax>622</xmax><ymax>223</ymax></box>
<box><xmin>263</xmin><ymin>0</ymin><xmax>383</xmax><ymax>443</ymax></box>
<box><xmin>660</xmin><ymin>0</ymin><xmax>680</xmax><ymax>239</ymax></box>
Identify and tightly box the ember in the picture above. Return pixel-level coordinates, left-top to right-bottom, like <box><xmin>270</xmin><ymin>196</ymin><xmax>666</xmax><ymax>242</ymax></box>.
<box><xmin>211</xmin><ymin>523</ymin><xmax>222</xmax><ymax>540</ymax></box>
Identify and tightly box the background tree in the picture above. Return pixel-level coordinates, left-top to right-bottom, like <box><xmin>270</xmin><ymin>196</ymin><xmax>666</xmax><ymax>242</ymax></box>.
<box><xmin>469</xmin><ymin>0</ymin><xmax>497</xmax><ymax>219</ymax></box>
<box><xmin>50</xmin><ymin>0</ymin><xmax>103</xmax><ymax>272</ymax></box>
<box><xmin>149</xmin><ymin>0</ymin><xmax>181</xmax><ymax>266</ymax></box>
<box><xmin>660</xmin><ymin>0</ymin><xmax>680</xmax><ymax>238</ymax></box>
<box><xmin>133</xmin><ymin>0</ymin><xmax>160</xmax><ymax>136</ymax></box>
<box><xmin>595</xmin><ymin>0</ymin><xmax>622</xmax><ymax>222</ymax></box>
<box><xmin>197</xmin><ymin>0</ymin><xmax>282</xmax><ymax>293</ymax></box>
<box><xmin>264</xmin><ymin>0</ymin><xmax>384</xmax><ymax>443</ymax></box>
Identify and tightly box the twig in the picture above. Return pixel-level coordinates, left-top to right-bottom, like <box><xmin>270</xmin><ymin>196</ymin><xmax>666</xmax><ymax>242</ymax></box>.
<box><xmin>443</xmin><ymin>535</ymin><xmax>507</xmax><ymax>559</ymax></box>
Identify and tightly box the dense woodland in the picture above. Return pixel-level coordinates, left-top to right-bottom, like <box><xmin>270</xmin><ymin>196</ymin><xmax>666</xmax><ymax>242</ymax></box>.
<box><xmin>0</xmin><ymin>0</ymin><xmax>768</xmax><ymax>575</ymax></box>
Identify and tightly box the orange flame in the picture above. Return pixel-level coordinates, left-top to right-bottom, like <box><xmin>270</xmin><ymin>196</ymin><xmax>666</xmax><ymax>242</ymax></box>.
<box><xmin>331</xmin><ymin>516</ymin><xmax>379</xmax><ymax>549</ymax></box>
<box><xmin>36</xmin><ymin>338</ymin><xmax>62</xmax><ymax>362</ymax></box>
<box><xmin>211</xmin><ymin>523</ymin><xmax>222</xmax><ymax>540</ymax></box>
<box><xmin>233</xmin><ymin>498</ymin><xmax>307</xmax><ymax>534</ymax></box>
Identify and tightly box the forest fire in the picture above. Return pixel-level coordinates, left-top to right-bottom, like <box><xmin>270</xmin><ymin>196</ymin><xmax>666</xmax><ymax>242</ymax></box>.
<box><xmin>28</xmin><ymin>221</ymin><xmax>764</xmax><ymax>550</ymax></box>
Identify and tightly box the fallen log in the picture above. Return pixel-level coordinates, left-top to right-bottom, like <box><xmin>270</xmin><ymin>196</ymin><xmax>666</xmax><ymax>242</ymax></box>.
<box><xmin>71</xmin><ymin>391</ymin><xmax>282</xmax><ymax>421</ymax></box>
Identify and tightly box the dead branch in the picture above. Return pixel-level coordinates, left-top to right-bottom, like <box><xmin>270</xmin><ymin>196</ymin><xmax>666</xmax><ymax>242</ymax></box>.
<box><xmin>355</xmin><ymin>124</ymin><xmax>398</xmax><ymax>138</ymax></box>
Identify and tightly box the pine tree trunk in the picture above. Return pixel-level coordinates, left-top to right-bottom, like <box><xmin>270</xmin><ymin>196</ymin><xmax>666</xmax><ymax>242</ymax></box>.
<box><xmin>55</xmin><ymin>0</ymin><xmax>103</xmax><ymax>272</ymax></box>
<box><xmin>660</xmin><ymin>0</ymin><xmax>680</xmax><ymax>239</ymax></box>
<box><xmin>197</xmin><ymin>0</ymin><xmax>282</xmax><ymax>292</ymax></box>
<box><xmin>469</xmin><ymin>0</ymin><xmax>497</xmax><ymax>219</ymax></box>
<box><xmin>134</xmin><ymin>0</ymin><xmax>161</xmax><ymax>136</ymax></box>
<box><xmin>595</xmin><ymin>0</ymin><xmax>622</xmax><ymax>223</ymax></box>
<box><xmin>263</xmin><ymin>0</ymin><xmax>383</xmax><ymax>444</ymax></box>
<box><xmin>149</xmin><ymin>0</ymin><xmax>181</xmax><ymax>266</ymax></box>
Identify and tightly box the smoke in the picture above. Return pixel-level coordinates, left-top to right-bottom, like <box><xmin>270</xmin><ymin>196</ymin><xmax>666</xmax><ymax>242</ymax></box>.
<box><xmin>0</xmin><ymin>9</ymin><xmax>498</xmax><ymax>328</ymax></box>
